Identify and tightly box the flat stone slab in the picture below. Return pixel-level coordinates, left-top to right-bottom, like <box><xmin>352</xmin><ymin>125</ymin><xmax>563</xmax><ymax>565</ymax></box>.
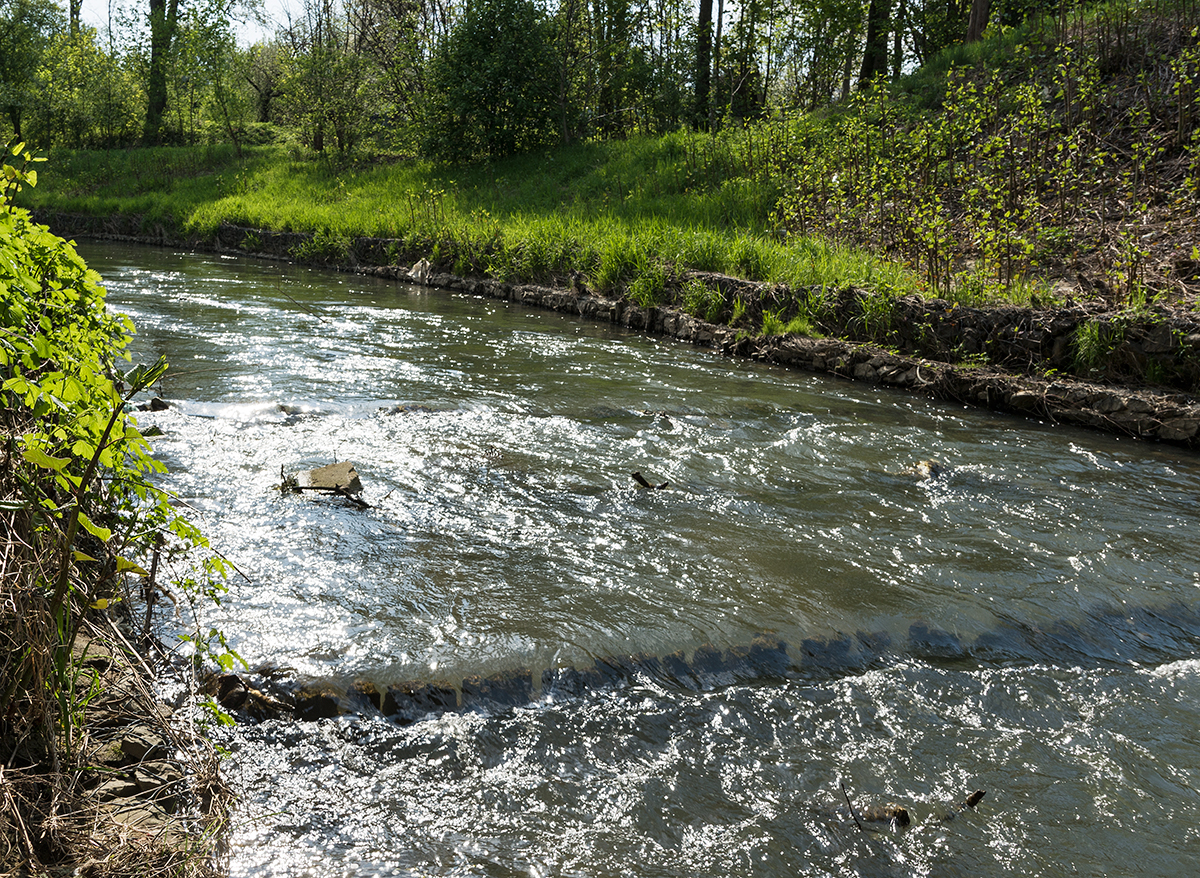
<box><xmin>296</xmin><ymin>461</ymin><xmax>363</xmax><ymax>494</ymax></box>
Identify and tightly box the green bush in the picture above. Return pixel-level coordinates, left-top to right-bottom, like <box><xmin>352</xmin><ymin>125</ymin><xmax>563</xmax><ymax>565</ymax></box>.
<box><xmin>421</xmin><ymin>0</ymin><xmax>560</xmax><ymax>162</ymax></box>
<box><xmin>0</xmin><ymin>143</ymin><xmax>236</xmax><ymax>783</ymax></box>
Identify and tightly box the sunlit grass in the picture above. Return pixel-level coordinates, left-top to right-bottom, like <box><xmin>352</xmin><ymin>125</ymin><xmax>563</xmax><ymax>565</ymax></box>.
<box><xmin>26</xmin><ymin>138</ymin><xmax>925</xmax><ymax>310</ymax></box>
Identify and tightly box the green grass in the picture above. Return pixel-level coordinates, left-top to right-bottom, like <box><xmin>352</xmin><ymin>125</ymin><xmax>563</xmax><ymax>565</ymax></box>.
<box><xmin>23</xmin><ymin>136</ymin><xmax>922</xmax><ymax>309</ymax></box>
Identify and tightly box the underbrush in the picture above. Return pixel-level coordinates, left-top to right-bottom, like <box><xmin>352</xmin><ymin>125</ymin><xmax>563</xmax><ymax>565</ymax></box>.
<box><xmin>1</xmin><ymin>145</ymin><xmax>234</xmax><ymax>875</ymax></box>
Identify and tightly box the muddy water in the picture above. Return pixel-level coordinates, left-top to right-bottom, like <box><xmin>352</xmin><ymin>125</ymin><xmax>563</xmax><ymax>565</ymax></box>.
<box><xmin>85</xmin><ymin>242</ymin><xmax>1200</xmax><ymax>877</ymax></box>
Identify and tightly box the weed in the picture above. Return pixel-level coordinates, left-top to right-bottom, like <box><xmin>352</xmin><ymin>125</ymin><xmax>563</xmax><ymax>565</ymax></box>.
<box><xmin>628</xmin><ymin>262</ymin><xmax>668</xmax><ymax>308</ymax></box>
<box><xmin>292</xmin><ymin>227</ymin><xmax>351</xmax><ymax>264</ymax></box>
<box><xmin>762</xmin><ymin>309</ymin><xmax>816</xmax><ymax>337</ymax></box>
<box><xmin>682</xmin><ymin>279</ymin><xmax>725</xmax><ymax>323</ymax></box>
<box><xmin>1073</xmin><ymin>319</ymin><xmax>1123</xmax><ymax>373</ymax></box>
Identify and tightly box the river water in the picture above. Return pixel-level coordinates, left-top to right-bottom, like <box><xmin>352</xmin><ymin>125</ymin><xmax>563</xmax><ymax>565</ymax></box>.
<box><xmin>84</xmin><ymin>242</ymin><xmax>1200</xmax><ymax>877</ymax></box>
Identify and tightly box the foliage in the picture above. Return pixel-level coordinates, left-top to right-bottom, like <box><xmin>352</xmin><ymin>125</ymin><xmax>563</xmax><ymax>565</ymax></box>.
<box><xmin>29</xmin><ymin>28</ymin><xmax>144</xmax><ymax>148</ymax></box>
<box><xmin>0</xmin><ymin>0</ymin><xmax>63</xmax><ymax>138</ymax></box>
<box><xmin>772</xmin><ymin>3</ymin><xmax>1200</xmax><ymax>307</ymax></box>
<box><xmin>0</xmin><ymin>142</ymin><xmax>236</xmax><ymax>815</ymax></box>
<box><xmin>277</xmin><ymin>0</ymin><xmax>373</xmax><ymax>153</ymax></box>
<box><xmin>421</xmin><ymin>0</ymin><xmax>560</xmax><ymax>161</ymax></box>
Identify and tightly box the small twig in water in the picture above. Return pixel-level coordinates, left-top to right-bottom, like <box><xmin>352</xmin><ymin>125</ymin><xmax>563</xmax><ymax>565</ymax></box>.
<box><xmin>841</xmin><ymin>782</ymin><xmax>875</xmax><ymax>833</ymax></box>
<box><xmin>279</xmin><ymin>289</ymin><xmax>333</xmax><ymax>325</ymax></box>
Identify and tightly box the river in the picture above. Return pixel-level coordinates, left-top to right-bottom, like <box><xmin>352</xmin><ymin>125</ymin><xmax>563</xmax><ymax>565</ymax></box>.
<box><xmin>84</xmin><ymin>241</ymin><xmax>1200</xmax><ymax>877</ymax></box>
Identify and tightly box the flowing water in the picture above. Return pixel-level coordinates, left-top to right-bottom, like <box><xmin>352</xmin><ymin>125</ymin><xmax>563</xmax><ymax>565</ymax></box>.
<box><xmin>84</xmin><ymin>241</ymin><xmax>1200</xmax><ymax>877</ymax></box>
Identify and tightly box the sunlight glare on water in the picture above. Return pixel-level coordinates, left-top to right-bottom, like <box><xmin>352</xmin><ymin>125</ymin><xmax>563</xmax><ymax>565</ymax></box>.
<box><xmin>83</xmin><ymin>242</ymin><xmax>1200</xmax><ymax>877</ymax></box>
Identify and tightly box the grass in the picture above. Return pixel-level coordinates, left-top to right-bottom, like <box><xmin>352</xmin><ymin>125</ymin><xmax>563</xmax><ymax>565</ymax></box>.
<box><xmin>24</xmin><ymin>136</ymin><xmax>922</xmax><ymax>303</ymax></box>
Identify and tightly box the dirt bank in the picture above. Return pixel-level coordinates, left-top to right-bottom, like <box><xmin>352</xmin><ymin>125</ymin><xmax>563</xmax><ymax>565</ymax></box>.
<box><xmin>1</xmin><ymin>611</ymin><xmax>231</xmax><ymax>877</ymax></box>
<box><xmin>363</xmin><ymin>263</ymin><xmax>1200</xmax><ymax>450</ymax></box>
<box><xmin>42</xmin><ymin>213</ymin><xmax>1200</xmax><ymax>450</ymax></box>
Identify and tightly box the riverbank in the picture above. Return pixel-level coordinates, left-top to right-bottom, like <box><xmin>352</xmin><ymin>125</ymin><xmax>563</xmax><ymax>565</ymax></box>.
<box><xmin>41</xmin><ymin>213</ymin><xmax>1200</xmax><ymax>449</ymax></box>
<box><xmin>0</xmin><ymin>611</ymin><xmax>232</xmax><ymax>878</ymax></box>
<box><xmin>20</xmin><ymin>1</ymin><xmax>1200</xmax><ymax>448</ymax></box>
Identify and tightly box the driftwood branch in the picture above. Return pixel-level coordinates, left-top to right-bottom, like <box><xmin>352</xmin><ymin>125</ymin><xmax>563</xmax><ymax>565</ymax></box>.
<box><xmin>841</xmin><ymin>782</ymin><xmax>874</xmax><ymax>833</ymax></box>
<box><xmin>287</xmin><ymin>484</ymin><xmax>373</xmax><ymax>508</ymax></box>
<box><xmin>631</xmin><ymin>471</ymin><xmax>669</xmax><ymax>489</ymax></box>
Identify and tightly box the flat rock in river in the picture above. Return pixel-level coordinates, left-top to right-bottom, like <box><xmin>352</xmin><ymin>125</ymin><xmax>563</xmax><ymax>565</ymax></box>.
<box><xmin>296</xmin><ymin>461</ymin><xmax>363</xmax><ymax>494</ymax></box>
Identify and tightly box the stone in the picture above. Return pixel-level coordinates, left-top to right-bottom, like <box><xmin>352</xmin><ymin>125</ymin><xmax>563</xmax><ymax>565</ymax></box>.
<box><xmin>350</xmin><ymin>679</ymin><xmax>385</xmax><ymax>711</ymax></box>
<box><xmin>1158</xmin><ymin>417</ymin><xmax>1200</xmax><ymax>441</ymax></box>
<box><xmin>296</xmin><ymin>461</ymin><xmax>363</xmax><ymax>494</ymax></box>
<box><xmin>908</xmin><ymin>622</ymin><xmax>963</xmax><ymax>658</ymax></box>
<box><xmin>799</xmin><ymin>634</ymin><xmax>853</xmax><ymax>669</ymax></box>
<box><xmin>689</xmin><ymin>642</ymin><xmax>727</xmax><ymax>676</ymax></box>
<box><xmin>1139</xmin><ymin>323</ymin><xmax>1176</xmax><ymax>354</ymax></box>
<box><xmin>105</xmin><ymin>799</ymin><xmax>172</xmax><ymax>830</ymax></box>
<box><xmin>383</xmin><ymin>681</ymin><xmax>458</xmax><ymax>722</ymax></box>
<box><xmin>658</xmin><ymin>650</ymin><xmax>696</xmax><ymax>687</ymax></box>
<box><xmin>460</xmin><ymin>670</ymin><xmax>533</xmax><ymax>708</ymax></box>
<box><xmin>744</xmin><ymin>633</ymin><xmax>792</xmax><ymax>677</ymax></box>
<box><xmin>92</xmin><ymin>776</ymin><xmax>141</xmax><ymax>801</ymax></box>
<box><xmin>1008</xmin><ymin>390</ymin><xmax>1042</xmax><ymax>411</ymax></box>
<box><xmin>120</xmin><ymin>727</ymin><xmax>167</xmax><ymax>762</ymax></box>
<box><xmin>294</xmin><ymin>683</ymin><xmax>349</xmax><ymax>720</ymax></box>
<box><xmin>541</xmin><ymin>665</ymin><xmax>607</xmax><ymax>697</ymax></box>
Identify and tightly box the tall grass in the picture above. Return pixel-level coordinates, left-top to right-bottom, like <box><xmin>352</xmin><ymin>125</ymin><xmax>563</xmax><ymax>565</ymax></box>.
<box><xmin>27</xmin><ymin>131</ymin><xmax>924</xmax><ymax>307</ymax></box>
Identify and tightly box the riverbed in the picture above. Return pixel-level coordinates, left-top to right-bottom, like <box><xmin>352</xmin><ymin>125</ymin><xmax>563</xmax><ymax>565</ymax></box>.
<box><xmin>87</xmin><ymin>242</ymin><xmax>1200</xmax><ymax>877</ymax></box>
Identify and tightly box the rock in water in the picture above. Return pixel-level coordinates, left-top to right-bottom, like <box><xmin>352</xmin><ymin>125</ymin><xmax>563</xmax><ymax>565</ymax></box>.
<box><xmin>296</xmin><ymin>461</ymin><xmax>363</xmax><ymax>495</ymax></box>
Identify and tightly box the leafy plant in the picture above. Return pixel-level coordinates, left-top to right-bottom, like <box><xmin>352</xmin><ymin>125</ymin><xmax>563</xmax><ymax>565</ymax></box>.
<box><xmin>681</xmin><ymin>278</ymin><xmax>724</xmax><ymax>323</ymax></box>
<box><xmin>0</xmin><ymin>149</ymin><xmax>236</xmax><ymax>788</ymax></box>
<box><xmin>1073</xmin><ymin>319</ymin><xmax>1121</xmax><ymax>373</ymax></box>
<box><xmin>292</xmin><ymin>226</ymin><xmax>351</xmax><ymax>263</ymax></box>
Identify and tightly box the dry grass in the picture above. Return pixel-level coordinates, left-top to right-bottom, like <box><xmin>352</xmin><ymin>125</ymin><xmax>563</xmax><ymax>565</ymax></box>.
<box><xmin>1</xmin><ymin>441</ymin><xmax>231</xmax><ymax>876</ymax></box>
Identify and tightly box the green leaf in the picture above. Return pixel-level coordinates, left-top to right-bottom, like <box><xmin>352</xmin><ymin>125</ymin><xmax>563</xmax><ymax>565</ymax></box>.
<box><xmin>22</xmin><ymin>445</ymin><xmax>70</xmax><ymax>472</ymax></box>
<box><xmin>114</xmin><ymin>556</ymin><xmax>150</xmax><ymax>576</ymax></box>
<box><xmin>122</xmin><ymin>356</ymin><xmax>169</xmax><ymax>394</ymax></box>
<box><xmin>77</xmin><ymin>510</ymin><xmax>112</xmax><ymax>542</ymax></box>
<box><xmin>73</xmin><ymin>551</ymin><xmax>99</xmax><ymax>562</ymax></box>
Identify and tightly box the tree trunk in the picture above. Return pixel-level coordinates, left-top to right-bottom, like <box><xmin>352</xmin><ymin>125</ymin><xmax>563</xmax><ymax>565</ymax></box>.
<box><xmin>70</xmin><ymin>0</ymin><xmax>81</xmax><ymax>35</ymax></box>
<box><xmin>708</xmin><ymin>0</ymin><xmax>723</xmax><ymax>130</ymax></box>
<box><xmin>143</xmin><ymin>0</ymin><xmax>181</xmax><ymax>143</ymax></box>
<box><xmin>965</xmin><ymin>0</ymin><xmax>990</xmax><ymax>42</ymax></box>
<box><xmin>891</xmin><ymin>0</ymin><xmax>906</xmax><ymax>79</ymax></box>
<box><xmin>857</xmin><ymin>0</ymin><xmax>890</xmax><ymax>89</ymax></box>
<box><xmin>694</xmin><ymin>0</ymin><xmax>712</xmax><ymax>129</ymax></box>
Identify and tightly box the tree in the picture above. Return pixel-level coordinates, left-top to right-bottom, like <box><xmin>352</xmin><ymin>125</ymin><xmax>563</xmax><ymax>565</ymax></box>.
<box><xmin>279</xmin><ymin>0</ymin><xmax>372</xmax><ymax>153</ymax></box>
<box><xmin>904</xmin><ymin>0</ymin><xmax>969</xmax><ymax>67</ymax></box>
<box><xmin>0</xmin><ymin>0</ymin><xmax>63</xmax><ymax>138</ymax></box>
<box><xmin>244</xmin><ymin>42</ymin><xmax>285</xmax><ymax>124</ymax></box>
<box><xmin>858</xmin><ymin>0</ymin><xmax>891</xmax><ymax>87</ymax></box>
<box><xmin>694</xmin><ymin>0</ymin><xmax>714</xmax><ymax>127</ymax></box>
<box><xmin>32</xmin><ymin>28</ymin><xmax>144</xmax><ymax>147</ymax></box>
<box><xmin>965</xmin><ymin>0</ymin><xmax>989</xmax><ymax>42</ymax></box>
<box><xmin>422</xmin><ymin>0</ymin><xmax>559</xmax><ymax>161</ymax></box>
<box><xmin>144</xmin><ymin>0</ymin><xmax>182</xmax><ymax>142</ymax></box>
